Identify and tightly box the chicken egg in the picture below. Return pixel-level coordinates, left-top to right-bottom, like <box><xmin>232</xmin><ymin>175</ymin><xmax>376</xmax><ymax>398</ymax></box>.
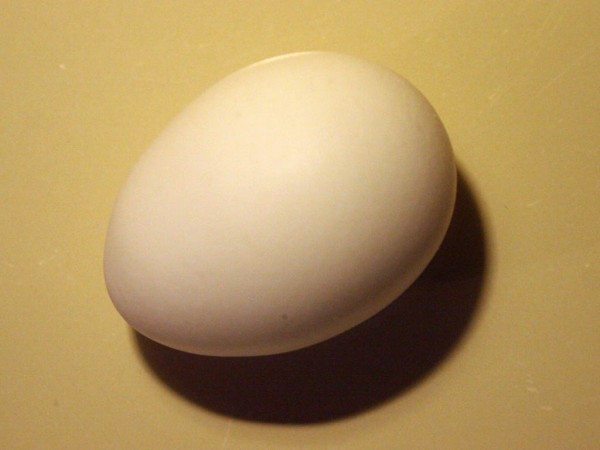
<box><xmin>104</xmin><ymin>51</ymin><xmax>456</xmax><ymax>356</ymax></box>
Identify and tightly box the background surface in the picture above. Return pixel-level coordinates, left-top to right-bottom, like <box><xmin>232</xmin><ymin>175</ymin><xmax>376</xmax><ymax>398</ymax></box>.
<box><xmin>1</xmin><ymin>1</ymin><xmax>599</xmax><ymax>448</ymax></box>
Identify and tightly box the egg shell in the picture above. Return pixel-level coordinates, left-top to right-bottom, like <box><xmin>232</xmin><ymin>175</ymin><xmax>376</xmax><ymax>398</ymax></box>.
<box><xmin>104</xmin><ymin>52</ymin><xmax>456</xmax><ymax>356</ymax></box>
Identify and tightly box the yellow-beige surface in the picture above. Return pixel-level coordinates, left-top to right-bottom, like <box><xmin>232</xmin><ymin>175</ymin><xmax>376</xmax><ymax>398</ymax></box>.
<box><xmin>2</xmin><ymin>2</ymin><xmax>598</xmax><ymax>449</ymax></box>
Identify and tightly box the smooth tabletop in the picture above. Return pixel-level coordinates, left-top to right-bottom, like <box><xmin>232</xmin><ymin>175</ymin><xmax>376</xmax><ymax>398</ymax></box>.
<box><xmin>2</xmin><ymin>1</ymin><xmax>599</xmax><ymax>449</ymax></box>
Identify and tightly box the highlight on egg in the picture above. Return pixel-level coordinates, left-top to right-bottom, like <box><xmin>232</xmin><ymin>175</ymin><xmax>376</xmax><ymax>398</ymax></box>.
<box><xmin>104</xmin><ymin>51</ymin><xmax>456</xmax><ymax>356</ymax></box>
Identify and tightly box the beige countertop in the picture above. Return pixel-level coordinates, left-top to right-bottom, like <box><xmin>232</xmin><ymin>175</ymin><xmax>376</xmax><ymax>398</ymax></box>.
<box><xmin>2</xmin><ymin>1</ymin><xmax>599</xmax><ymax>448</ymax></box>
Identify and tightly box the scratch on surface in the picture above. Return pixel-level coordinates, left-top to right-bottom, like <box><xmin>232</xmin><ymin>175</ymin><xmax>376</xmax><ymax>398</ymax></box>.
<box><xmin>525</xmin><ymin>374</ymin><xmax>540</xmax><ymax>395</ymax></box>
<box><xmin>534</xmin><ymin>48</ymin><xmax>595</xmax><ymax>98</ymax></box>
<box><xmin>533</xmin><ymin>0</ymin><xmax>562</xmax><ymax>42</ymax></box>
<box><xmin>487</xmin><ymin>84</ymin><xmax>503</xmax><ymax>106</ymax></box>
<box><xmin>36</xmin><ymin>248</ymin><xmax>60</xmax><ymax>266</ymax></box>
<box><xmin>221</xmin><ymin>419</ymin><xmax>232</xmax><ymax>449</ymax></box>
<box><xmin>476</xmin><ymin>2</ymin><xmax>588</xmax><ymax>116</ymax></box>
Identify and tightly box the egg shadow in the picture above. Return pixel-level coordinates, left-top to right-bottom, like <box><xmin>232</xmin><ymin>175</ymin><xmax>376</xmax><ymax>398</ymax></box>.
<box><xmin>133</xmin><ymin>168</ymin><xmax>487</xmax><ymax>423</ymax></box>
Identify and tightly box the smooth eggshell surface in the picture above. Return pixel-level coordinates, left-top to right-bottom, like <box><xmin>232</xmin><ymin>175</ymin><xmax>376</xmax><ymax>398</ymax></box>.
<box><xmin>104</xmin><ymin>52</ymin><xmax>456</xmax><ymax>356</ymax></box>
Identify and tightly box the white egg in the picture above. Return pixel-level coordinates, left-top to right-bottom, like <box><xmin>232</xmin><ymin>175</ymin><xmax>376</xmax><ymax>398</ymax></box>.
<box><xmin>104</xmin><ymin>52</ymin><xmax>456</xmax><ymax>356</ymax></box>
